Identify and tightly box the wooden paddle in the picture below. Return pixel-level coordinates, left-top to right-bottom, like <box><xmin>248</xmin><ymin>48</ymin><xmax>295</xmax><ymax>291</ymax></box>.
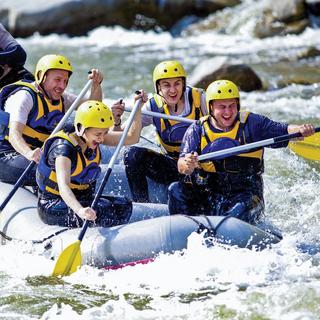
<box><xmin>198</xmin><ymin>127</ymin><xmax>320</xmax><ymax>162</ymax></box>
<box><xmin>0</xmin><ymin>79</ymin><xmax>92</xmax><ymax>213</ymax></box>
<box><xmin>288</xmin><ymin>132</ymin><xmax>320</xmax><ymax>161</ymax></box>
<box><xmin>52</xmin><ymin>98</ymin><xmax>143</xmax><ymax>277</ymax></box>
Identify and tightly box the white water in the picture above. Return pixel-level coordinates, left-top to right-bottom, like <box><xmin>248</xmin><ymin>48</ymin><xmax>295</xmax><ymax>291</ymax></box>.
<box><xmin>1</xmin><ymin>0</ymin><xmax>320</xmax><ymax>318</ymax></box>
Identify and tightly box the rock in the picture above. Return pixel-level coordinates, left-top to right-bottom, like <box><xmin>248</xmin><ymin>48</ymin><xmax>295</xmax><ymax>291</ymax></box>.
<box><xmin>272</xmin><ymin>0</ymin><xmax>306</xmax><ymax>23</ymax></box>
<box><xmin>189</xmin><ymin>57</ymin><xmax>263</xmax><ymax>92</ymax></box>
<box><xmin>0</xmin><ymin>0</ymin><xmax>238</xmax><ymax>37</ymax></box>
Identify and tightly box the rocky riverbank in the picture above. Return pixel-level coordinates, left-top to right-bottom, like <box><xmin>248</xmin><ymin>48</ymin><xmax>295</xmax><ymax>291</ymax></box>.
<box><xmin>0</xmin><ymin>0</ymin><xmax>319</xmax><ymax>38</ymax></box>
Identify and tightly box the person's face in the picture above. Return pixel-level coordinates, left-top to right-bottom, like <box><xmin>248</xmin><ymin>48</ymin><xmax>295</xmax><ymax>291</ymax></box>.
<box><xmin>157</xmin><ymin>77</ymin><xmax>184</xmax><ymax>106</ymax></box>
<box><xmin>211</xmin><ymin>98</ymin><xmax>238</xmax><ymax>130</ymax></box>
<box><xmin>82</xmin><ymin>127</ymin><xmax>109</xmax><ymax>149</ymax></box>
<box><xmin>41</xmin><ymin>69</ymin><xmax>69</xmax><ymax>100</ymax></box>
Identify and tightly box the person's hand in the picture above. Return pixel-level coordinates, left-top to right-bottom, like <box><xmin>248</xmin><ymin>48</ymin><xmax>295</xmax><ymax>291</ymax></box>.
<box><xmin>134</xmin><ymin>89</ymin><xmax>148</xmax><ymax>104</ymax></box>
<box><xmin>183</xmin><ymin>152</ymin><xmax>200</xmax><ymax>175</ymax></box>
<box><xmin>88</xmin><ymin>68</ymin><xmax>103</xmax><ymax>86</ymax></box>
<box><xmin>298</xmin><ymin>123</ymin><xmax>315</xmax><ymax>137</ymax></box>
<box><xmin>111</xmin><ymin>99</ymin><xmax>125</xmax><ymax>126</ymax></box>
<box><xmin>24</xmin><ymin>148</ymin><xmax>41</xmax><ymax>163</ymax></box>
<box><xmin>77</xmin><ymin>207</ymin><xmax>97</xmax><ymax>221</ymax></box>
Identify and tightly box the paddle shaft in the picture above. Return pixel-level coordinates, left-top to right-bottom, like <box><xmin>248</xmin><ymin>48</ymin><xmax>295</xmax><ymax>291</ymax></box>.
<box><xmin>124</xmin><ymin>106</ymin><xmax>195</xmax><ymax>124</ymax></box>
<box><xmin>198</xmin><ymin>126</ymin><xmax>320</xmax><ymax>162</ymax></box>
<box><xmin>0</xmin><ymin>80</ymin><xmax>92</xmax><ymax>212</ymax></box>
<box><xmin>77</xmin><ymin>98</ymin><xmax>143</xmax><ymax>242</ymax></box>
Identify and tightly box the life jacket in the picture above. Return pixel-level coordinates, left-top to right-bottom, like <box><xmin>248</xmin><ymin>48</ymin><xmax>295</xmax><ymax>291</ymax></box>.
<box><xmin>36</xmin><ymin>131</ymin><xmax>101</xmax><ymax>197</ymax></box>
<box><xmin>150</xmin><ymin>85</ymin><xmax>203</xmax><ymax>159</ymax></box>
<box><xmin>199</xmin><ymin>112</ymin><xmax>264</xmax><ymax>174</ymax></box>
<box><xmin>0</xmin><ymin>80</ymin><xmax>65</xmax><ymax>152</ymax></box>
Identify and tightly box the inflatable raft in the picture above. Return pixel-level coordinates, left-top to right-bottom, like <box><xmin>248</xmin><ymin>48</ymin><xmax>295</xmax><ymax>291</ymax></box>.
<box><xmin>0</xmin><ymin>180</ymin><xmax>283</xmax><ymax>270</ymax></box>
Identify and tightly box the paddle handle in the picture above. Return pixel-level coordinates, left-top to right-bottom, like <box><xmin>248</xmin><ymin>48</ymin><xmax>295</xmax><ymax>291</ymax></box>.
<box><xmin>52</xmin><ymin>79</ymin><xmax>92</xmax><ymax>135</ymax></box>
<box><xmin>198</xmin><ymin>126</ymin><xmax>320</xmax><ymax>162</ymax></box>
<box><xmin>124</xmin><ymin>106</ymin><xmax>195</xmax><ymax>124</ymax></box>
<box><xmin>0</xmin><ymin>161</ymin><xmax>35</xmax><ymax>211</ymax></box>
<box><xmin>77</xmin><ymin>98</ymin><xmax>143</xmax><ymax>242</ymax></box>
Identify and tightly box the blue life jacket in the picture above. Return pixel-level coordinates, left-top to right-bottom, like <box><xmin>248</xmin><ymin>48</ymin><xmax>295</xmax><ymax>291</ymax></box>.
<box><xmin>0</xmin><ymin>80</ymin><xmax>65</xmax><ymax>152</ymax></box>
<box><xmin>37</xmin><ymin>130</ymin><xmax>101</xmax><ymax>198</ymax></box>
<box><xmin>150</xmin><ymin>85</ymin><xmax>203</xmax><ymax>159</ymax></box>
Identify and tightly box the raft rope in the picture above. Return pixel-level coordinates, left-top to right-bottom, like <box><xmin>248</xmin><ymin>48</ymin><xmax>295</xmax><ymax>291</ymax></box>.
<box><xmin>0</xmin><ymin>227</ymin><xmax>69</xmax><ymax>247</ymax></box>
<box><xmin>185</xmin><ymin>214</ymin><xmax>233</xmax><ymax>238</ymax></box>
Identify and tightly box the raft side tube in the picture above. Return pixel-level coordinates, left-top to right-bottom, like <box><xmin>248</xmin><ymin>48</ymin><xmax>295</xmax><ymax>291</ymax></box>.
<box><xmin>87</xmin><ymin>215</ymin><xmax>282</xmax><ymax>268</ymax></box>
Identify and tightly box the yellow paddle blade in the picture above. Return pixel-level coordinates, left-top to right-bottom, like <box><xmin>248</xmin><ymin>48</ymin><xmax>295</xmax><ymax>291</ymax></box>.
<box><xmin>52</xmin><ymin>240</ymin><xmax>82</xmax><ymax>277</ymax></box>
<box><xmin>289</xmin><ymin>132</ymin><xmax>320</xmax><ymax>161</ymax></box>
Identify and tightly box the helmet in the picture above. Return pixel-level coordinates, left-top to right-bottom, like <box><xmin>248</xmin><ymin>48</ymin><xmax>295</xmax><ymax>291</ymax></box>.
<box><xmin>35</xmin><ymin>54</ymin><xmax>73</xmax><ymax>84</ymax></box>
<box><xmin>74</xmin><ymin>100</ymin><xmax>114</xmax><ymax>135</ymax></box>
<box><xmin>153</xmin><ymin>60</ymin><xmax>187</xmax><ymax>93</ymax></box>
<box><xmin>206</xmin><ymin>80</ymin><xmax>240</xmax><ymax>111</ymax></box>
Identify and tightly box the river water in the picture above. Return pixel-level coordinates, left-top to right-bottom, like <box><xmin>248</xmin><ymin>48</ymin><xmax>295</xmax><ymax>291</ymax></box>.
<box><xmin>1</xmin><ymin>0</ymin><xmax>320</xmax><ymax>319</ymax></box>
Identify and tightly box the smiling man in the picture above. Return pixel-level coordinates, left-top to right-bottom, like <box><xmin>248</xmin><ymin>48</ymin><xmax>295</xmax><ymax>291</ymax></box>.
<box><xmin>0</xmin><ymin>54</ymin><xmax>103</xmax><ymax>186</ymax></box>
<box><xmin>168</xmin><ymin>80</ymin><xmax>315</xmax><ymax>223</ymax></box>
<box><xmin>116</xmin><ymin>60</ymin><xmax>207</xmax><ymax>203</ymax></box>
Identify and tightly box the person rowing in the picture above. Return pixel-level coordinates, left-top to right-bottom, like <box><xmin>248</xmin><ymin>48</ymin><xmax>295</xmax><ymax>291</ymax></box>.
<box><xmin>168</xmin><ymin>80</ymin><xmax>315</xmax><ymax>223</ymax></box>
<box><xmin>36</xmin><ymin>93</ymin><xmax>147</xmax><ymax>228</ymax></box>
<box><xmin>0</xmin><ymin>54</ymin><xmax>103</xmax><ymax>187</ymax></box>
<box><xmin>112</xmin><ymin>60</ymin><xmax>207</xmax><ymax>203</ymax></box>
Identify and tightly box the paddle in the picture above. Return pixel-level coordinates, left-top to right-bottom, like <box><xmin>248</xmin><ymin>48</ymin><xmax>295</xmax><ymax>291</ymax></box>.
<box><xmin>198</xmin><ymin>127</ymin><xmax>320</xmax><ymax>162</ymax></box>
<box><xmin>288</xmin><ymin>132</ymin><xmax>320</xmax><ymax>161</ymax></box>
<box><xmin>0</xmin><ymin>79</ymin><xmax>92</xmax><ymax>213</ymax></box>
<box><xmin>124</xmin><ymin>106</ymin><xmax>195</xmax><ymax>124</ymax></box>
<box><xmin>52</xmin><ymin>97</ymin><xmax>143</xmax><ymax>277</ymax></box>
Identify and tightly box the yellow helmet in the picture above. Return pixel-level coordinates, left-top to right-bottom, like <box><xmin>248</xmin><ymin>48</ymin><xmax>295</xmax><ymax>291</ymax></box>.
<box><xmin>74</xmin><ymin>100</ymin><xmax>114</xmax><ymax>134</ymax></box>
<box><xmin>153</xmin><ymin>60</ymin><xmax>187</xmax><ymax>93</ymax></box>
<box><xmin>35</xmin><ymin>54</ymin><xmax>73</xmax><ymax>84</ymax></box>
<box><xmin>206</xmin><ymin>80</ymin><xmax>240</xmax><ymax>111</ymax></box>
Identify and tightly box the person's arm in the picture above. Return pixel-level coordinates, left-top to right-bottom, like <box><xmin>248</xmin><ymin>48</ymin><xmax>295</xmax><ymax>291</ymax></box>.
<box><xmin>63</xmin><ymin>69</ymin><xmax>104</xmax><ymax>112</ymax></box>
<box><xmin>177</xmin><ymin>124</ymin><xmax>202</xmax><ymax>175</ymax></box>
<box><xmin>104</xmin><ymin>90</ymin><xmax>148</xmax><ymax>146</ymax></box>
<box><xmin>55</xmin><ymin>156</ymin><xmax>96</xmax><ymax>221</ymax></box>
<box><xmin>178</xmin><ymin>152</ymin><xmax>200</xmax><ymax>175</ymax></box>
<box><xmin>111</xmin><ymin>99</ymin><xmax>125</xmax><ymax>132</ymax></box>
<box><xmin>8</xmin><ymin>121</ymin><xmax>41</xmax><ymax>162</ymax></box>
<box><xmin>88</xmin><ymin>68</ymin><xmax>103</xmax><ymax>101</ymax></box>
<box><xmin>287</xmin><ymin>123</ymin><xmax>315</xmax><ymax>137</ymax></box>
<box><xmin>5</xmin><ymin>90</ymin><xmax>41</xmax><ymax>162</ymax></box>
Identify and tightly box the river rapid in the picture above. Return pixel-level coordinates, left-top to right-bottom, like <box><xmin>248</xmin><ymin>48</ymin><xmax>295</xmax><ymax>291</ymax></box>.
<box><xmin>1</xmin><ymin>0</ymin><xmax>320</xmax><ymax>319</ymax></box>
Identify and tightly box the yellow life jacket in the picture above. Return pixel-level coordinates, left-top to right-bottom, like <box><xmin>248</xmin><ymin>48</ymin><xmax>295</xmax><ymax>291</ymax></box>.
<box><xmin>200</xmin><ymin>112</ymin><xmax>263</xmax><ymax>173</ymax></box>
<box><xmin>150</xmin><ymin>85</ymin><xmax>203</xmax><ymax>158</ymax></box>
<box><xmin>1</xmin><ymin>80</ymin><xmax>65</xmax><ymax>150</ymax></box>
<box><xmin>37</xmin><ymin>130</ymin><xmax>101</xmax><ymax>197</ymax></box>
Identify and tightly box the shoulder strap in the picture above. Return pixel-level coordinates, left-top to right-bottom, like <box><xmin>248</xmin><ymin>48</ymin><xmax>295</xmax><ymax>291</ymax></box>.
<box><xmin>190</xmin><ymin>86</ymin><xmax>203</xmax><ymax>119</ymax></box>
<box><xmin>237</xmin><ymin>111</ymin><xmax>250</xmax><ymax>144</ymax></box>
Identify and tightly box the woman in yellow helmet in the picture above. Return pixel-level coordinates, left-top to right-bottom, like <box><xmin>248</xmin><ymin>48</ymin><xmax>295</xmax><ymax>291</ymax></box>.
<box><xmin>168</xmin><ymin>80</ymin><xmax>315</xmax><ymax>223</ymax></box>
<box><xmin>36</xmin><ymin>94</ymin><xmax>146</xmax><ymax>228</ymax></box>
<box><xmin>0</xmin><ymin>54</ymin><xmax>103</xmax><ymax>187</ymax></box>
<box><xmin>113</xmin><ymin>60</ymin><xmax>207</xmax><ymax>203</ymax></box>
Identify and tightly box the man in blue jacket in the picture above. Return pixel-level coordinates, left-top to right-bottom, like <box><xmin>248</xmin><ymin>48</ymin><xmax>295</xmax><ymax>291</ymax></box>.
<box><xmin>168</xmin><ymin>80</ymin><xmax>315</xmax><ymax>223</ymax></box>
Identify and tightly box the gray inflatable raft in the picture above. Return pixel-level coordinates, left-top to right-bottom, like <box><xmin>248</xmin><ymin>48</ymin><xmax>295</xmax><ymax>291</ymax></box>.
<box><xmin>0</xmin><ymin>181</ymin><xmax>282</xmax><ymax>269</ymax></box>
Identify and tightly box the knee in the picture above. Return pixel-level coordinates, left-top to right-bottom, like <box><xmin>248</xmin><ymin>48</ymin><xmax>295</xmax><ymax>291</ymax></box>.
<box><xmin>168</xmin><ymin>181</ymin><xmax>181</xmax><ymax>200</ymax></box>
<box><xmin>124</xmin><ymin>146</ymin><xmax>147</xmax><ymax>168</ymax></box>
